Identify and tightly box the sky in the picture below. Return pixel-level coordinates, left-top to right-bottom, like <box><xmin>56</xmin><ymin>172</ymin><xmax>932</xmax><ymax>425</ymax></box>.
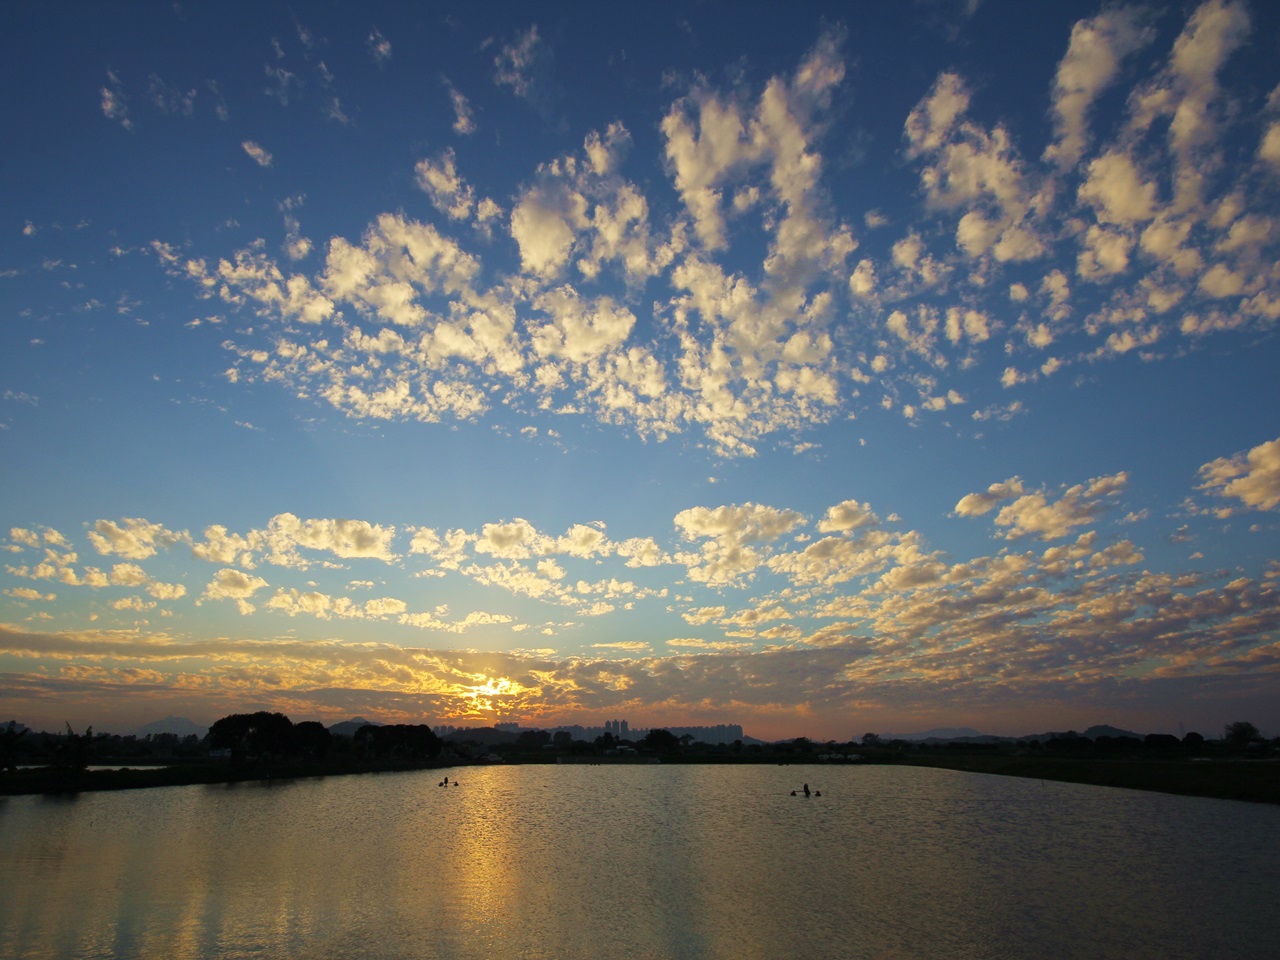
<box><xmin>2</xmin><ymin>1</ymin><xmax>1279</xmax><ymax>742</ymax></box>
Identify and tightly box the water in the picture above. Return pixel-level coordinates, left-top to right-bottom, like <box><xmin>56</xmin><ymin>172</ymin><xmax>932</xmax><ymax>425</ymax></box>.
<box><xmin>2</xmin><ymin>763</ymin><xmax>1277</xmax><ymax>959</ymax></box>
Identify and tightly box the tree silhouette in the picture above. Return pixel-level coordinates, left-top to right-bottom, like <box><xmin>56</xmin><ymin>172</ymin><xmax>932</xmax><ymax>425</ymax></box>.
<box><xmin>1224</xmin><ymin>721</ymin><xmax>1260</xmax><ymax>748</ymax></box>
<box><xmin>208</xmin><ymin>711</ymin><xmax>294</xmax><ymax>762</ymax></box>
<box><xmin>0</xmin><ymin>723</ymin><xmax>27</xmax><ymax>775</ymax></box>
<box><xmin>640</xmin><ymin>728</ymin><xmax>680</xmax><ymax>754</ymax></box>
<box><xmin>51</xmin><ymin>723</ymin><xmax>94</xmax><ymax>778</ymax></box>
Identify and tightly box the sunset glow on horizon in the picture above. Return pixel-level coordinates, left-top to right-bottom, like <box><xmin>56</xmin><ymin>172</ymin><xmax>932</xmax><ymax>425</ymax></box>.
<box><xmin>2</xmin><ymin>1</ymin><xmax>1279</xmax><ymax>742</ymax></box>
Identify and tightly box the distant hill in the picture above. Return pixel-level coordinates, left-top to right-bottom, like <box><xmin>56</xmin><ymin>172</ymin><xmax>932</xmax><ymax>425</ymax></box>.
<box><xmin>328</xmin><ymin>717</ymin><xmax>384</xmax><ymax>737</ymax></box>
<box><xmin>885</xmin><ymin>723</ymin><xmax>1148</xmax><ymax>745</ymax></box>
<box><xmin>886</xmin><ymin>727</ymin><xmax>985</xmax><ymax>741</ymax></box>
<box><xmin>1021</xmin><ymin>724</ymin><xmax>1145</xmax><ymax>742</ymax></box>
<box><xmin>135</xmin><ymin>716</ymin><xmax>207</xmax><ymax>738</ymax></box>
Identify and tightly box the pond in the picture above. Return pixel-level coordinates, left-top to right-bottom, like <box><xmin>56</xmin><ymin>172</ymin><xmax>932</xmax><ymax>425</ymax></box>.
<box><xmin>2</xmin><ymin>763</ymin><xmax>1277</xmax><ymax>959</ymax></box>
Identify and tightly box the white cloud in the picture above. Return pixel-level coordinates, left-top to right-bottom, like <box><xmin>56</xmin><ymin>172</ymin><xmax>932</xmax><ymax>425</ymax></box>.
<box><xmin>1078</xmin><ymin>151</ymin><xmax>1157</xmax><ymax>223</ymax></box>
<box><xmin>1198</xmin><ymin>436</ymin><xmax>1280</xmax><ymax>511</ymax></box>
<box><xmin>241</xmin><ymin>141</ymin><xmax>273</xmax><ymax>167</ymax></box>
<box><xmin>510</xmin><ymin>179</ymin><xmax>589</xmax><ymax>279</ymax></box>
<box><xmin>1260</xmin><ymin>123</ymin><xmax>1280</xmax><ymax>167</ymax></box>
<box><xmin>817</xmin><ymin>499</ymin><xmax>879</xmax><ymax>533</ymax></box>
<box><xmin>954</xmin><ymin>478</ymin><xmax>1026</xmax><ymax>517</ymax></box>
<box><xmin>261</xmin><ymin>514</ymin><xmax>398</xmax><ymax>566</ymax></box>
<box><xmin>367</xmin><ymin>28</ymin><xmax>391</xmax><ymax>64</ymax></box>
<box><xmin>445</xmin><ymin>79</ymin><xmax>476</xmax><ymax>135</ymax></box>
<box><xmin>88</xmin><ymin>519</ymin><xmax>182</xmax><ymax>560</ymax></box>
<box><xmin>673</xmin><ymin>502</ymin><xmax>804</xmax><ymax>584</ymax></box>
<box><xmin>473</xmin><ymin>519</ymin><xmax>550</xmax><ymax>560</ymax></box>
<box><xmin>415</xmin><ymin>149</ymin><xmax>476</xmax><ymax>221</ymax></box>
<box><xmin>983</xmin><ymin>473</ymin><xmax>1129</xmax><ymax>540</ymax></box>
<box><xmin>202</xmin><ymin>568</ymin><xmax>270</xmax><ymax>614</ymax></box>
<box><xmin>530</xmin><ymin>287</ymin><xmax>635</xmax><ymax>363</ymax></box>
<box><xmin>100</xmin><ymin>70</ymin><xmax>132</xmax><ymax>129</ymax></box>
<box><xmin>493</xmin><ymin>24</ymin><xmax>556</xmax><ymax>117</ymax></box>
<box><xmin>1043</xmin><ymin>8</ymin><xmax>1153</xmax><ymax>168</ymax></box>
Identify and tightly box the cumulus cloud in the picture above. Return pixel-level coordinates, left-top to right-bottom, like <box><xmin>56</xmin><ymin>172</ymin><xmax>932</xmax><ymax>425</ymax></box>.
<box><xmin>1043</xmin><ymin>8</ymin><xmax>1153</xmax><ymax>168</ymax></box>
<box><xmin>415</xmin><ymin>148</ymin><xmax>477</xmax><ymax>221</ymax></box>
<box><xmin>977</xmin><ymin>473</ymin><xmax>1129</xmax><ymax>540</ymax></box>
<box><xmin>674</xmin><ymin>502</ymin><xmax>804</xmax><ymax>584</ymax></box>
<box><xmin>262</xmin><ymin>514</ymin><xmax>398</xmax><ymax>566</ymax></box>
<box><xmin>1198</xmin><ymin>436</ymin><xmax>1280</xmax><ymax>511</ymax></box>
<box><xmin>510</xmin><ymin>178</ymin><xmax>589</xmax><ymax>278</ymax></box>
<box><xmin>202</xmin><ymin>568</ymin><xmax>270</xmax><ymax>614</ymax></box>
<box><xmin>954</xmin><ymin>479</ymin><xmax>1027</xmax><ymax>518</ymax></box>
<box><xmin>88</xmin><ymin>519</ymin><xmax>182</xmax><ymax>560</ymax></box>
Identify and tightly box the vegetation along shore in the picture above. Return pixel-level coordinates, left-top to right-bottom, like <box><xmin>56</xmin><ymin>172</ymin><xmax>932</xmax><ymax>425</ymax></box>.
<box><xmin>3</xmin><ymin>714</ymin><xmax>1276</xmax><ymax>804</ymax></box>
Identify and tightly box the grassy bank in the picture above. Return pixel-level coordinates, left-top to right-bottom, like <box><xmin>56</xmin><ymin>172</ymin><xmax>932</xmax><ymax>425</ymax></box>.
<box><xmin>898</xmin><ymin>754</ymin><xmax>1280</xmax><ymax>804</ymax></box>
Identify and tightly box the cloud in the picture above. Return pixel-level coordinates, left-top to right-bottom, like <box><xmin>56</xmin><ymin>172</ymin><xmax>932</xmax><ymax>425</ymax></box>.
<box><xmin>674</xmin><ymin>502</ymin><xmax>804</xmax><ymax>584</ymax></box>
<box><xmin>148</xmin><ymin>74</ymin><xmax>196</xmax><ymax>116</ymax></box>
<box><xmin>953</xmin><ymin>478</ymin><xmax>1026</xmax><ymax>517</ymax></box>
<box><xmin>473</xmin><ymin>518</ymin><xmax>550</xmax><ymax>560</ymax></box>
<box><xmin>1078</xmin><ymin>151</ymin><xmax>1157</xmax><ymax>224</ymax></box>
<box><xmin>415</xmin><ymin>148</ymin><xmax>477</xmax><ymax>221</ymax></box>
<box><xmin>202</xmin><ymin>568</ymin><xmax>270</xmax><ymax>614</ymax></box>
<box><xmin>261</xmin><ymin>514</ymin><xmax>398</xmax><ymax>566</ymax></box>
<box><xmin>493</xmin><ymin>24</ymin><xmax>557</xmax><ymax>118</ymax></box>
<box><xmin>905</xmin><ymin>72</ymin><xmax>1047</xmax><ymax>262</ymax></box>
<box><xmin>88</xmin><ymin>519</ymin><xmax>182</xmax><ymax>560</ymax></box>
<box><xmin>972</xmin><ymin>473</ymin><xmax>1129</xmax><ymax>540</ymax></box>
<box><xmin>241</xmin><ymin>141</ymin><xmax>273</xmax><ymax>167</ymax></box>
<box><xmin>816</xmin><ymin>499</ymin><xmax>878</xmax><ymax>533</ymax></box>
<box><xmin>444</xmin><ymin>79</ymin><xmax>476</xmax><ymax>135</ymax></box>
<box><xmin>1043</xmin><ymin>8</ymin><xmax>1153</xmax><ymax>168</ymax></box>
<box><xmin>367</xmin><ymin>27</ymin><xmax>391</xmax><ymax>64</ymax></box>
<box><xmin>510</xmin><ymin>178</ymin><xmax>589</xmax><ymax>278</ymax></box>
<box><xmin>1198</xmin><ymin>436</ymin><xmax>1280</xmax><ymax>511</ymax></box>
<box><xmin>148</xmin><ymin>12</ymin><xmax>1280</xmax><ymax>463</ymax></box>
<box><xmin>100</xmin><ymin>70</ymin><xmax>132</xmax><ymax>129</ymax></box>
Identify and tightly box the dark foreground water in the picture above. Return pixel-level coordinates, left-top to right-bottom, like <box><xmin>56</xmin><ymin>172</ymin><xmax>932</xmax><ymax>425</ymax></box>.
<box><xmin>2</xmin><ymin>763</ymin><xmax>1277</xmax><ymax>960</ymax></box>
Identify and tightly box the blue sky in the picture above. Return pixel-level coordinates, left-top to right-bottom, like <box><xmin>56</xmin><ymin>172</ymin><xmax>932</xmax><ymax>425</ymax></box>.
<box><xmin>2</xmin><ymin>1</ymin><xmax>1278</xmax><ymax>740</ymax></box>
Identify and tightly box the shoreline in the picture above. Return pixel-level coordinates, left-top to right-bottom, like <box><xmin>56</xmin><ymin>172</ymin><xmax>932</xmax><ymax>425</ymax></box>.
<box><xmin>895</xmin><ymin>754</ymin><xmax>1280</xmax><ymax>805</ymax></box>
<box><xmin>4</xmin><ymin>753</ymin><xmax>1279</xmax><ymax>804</ymax></box>
<box><xmin>0</xmin><ymin>758</ymin><xmax>458</xmax><ymax>796</ymax></box>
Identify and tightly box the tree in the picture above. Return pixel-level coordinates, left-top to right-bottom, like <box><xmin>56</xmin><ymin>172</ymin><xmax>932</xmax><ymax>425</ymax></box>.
<box><xmin>0</xmin><ymin>723</ymin><xmax>27</xmax><ymax>775</ymax></box>
<box><xmin>52</xmin><ymin>723</ymin><xmax>94</xmax><ymax>777</ymax></box>
<box><xmin>208</xmin><ymin>711</ymin><xmax>294</xmax><ymax>761</ymax></box>
<box><xmin>516</xmin><ymin>729</ymin><xmax>551</xmax><ymax>751</ymax></box>
<box><xmin>292</xmin><ymin>721</ymin><xmax>332</xmax><ymax>760</ymax></box>
<box><xmin>640</xmin><ymin>728</ymin><xmax>680</xmax><ymax>754</ymax></box>
<box><xmin>1224</xmin><ymin>721</ymin><xmax>1260</xmax><ymax>748</ymax></box>
<box><xmin>860</xmin><ymin>732</ymin><xmax>882</xmax><ymax>748</ymax></box>
<box><xmin>594</xmin><ymin>731</ymin><xmax>617</xmax><ymax>752</ymax></box>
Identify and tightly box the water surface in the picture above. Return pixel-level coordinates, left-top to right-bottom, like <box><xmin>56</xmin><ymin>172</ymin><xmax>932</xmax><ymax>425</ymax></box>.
<box><xmin>2</xmin><ymin>763</ymin><xmax>1277</xmax><ymax>959</ymax></box>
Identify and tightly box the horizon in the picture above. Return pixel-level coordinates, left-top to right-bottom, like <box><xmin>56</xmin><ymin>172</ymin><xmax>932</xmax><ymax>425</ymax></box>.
<box><xmin>3</xmin><ymin>1</ymin><xmax>1279</xmax><ymax>744</ymax></box>
<box><xmin>4</xmin><ymin>712</ymin><xmax>1263</xmax><ymax>746</ymax></box>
